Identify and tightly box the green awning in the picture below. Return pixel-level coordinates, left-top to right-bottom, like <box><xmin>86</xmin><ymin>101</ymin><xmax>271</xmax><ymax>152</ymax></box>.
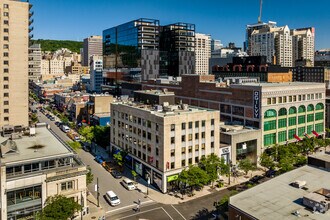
<box><xmin>167</xmin><ymin>174</ymin><xmax>178</xmax><ymax>182</ymax></box>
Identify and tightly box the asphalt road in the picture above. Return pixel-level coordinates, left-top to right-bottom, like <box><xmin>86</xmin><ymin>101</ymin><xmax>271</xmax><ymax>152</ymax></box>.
<box><xmin>34</xmin><ymin>107</ymin><xmax>152</xmax><ymax>215</ymax></box>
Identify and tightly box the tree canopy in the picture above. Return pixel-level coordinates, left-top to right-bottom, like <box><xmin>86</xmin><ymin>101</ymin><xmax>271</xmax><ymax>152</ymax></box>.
<box><xmin>30</xmin><ymin>39</ymin><xmax>82</xmax><ymax>53</ymax></box>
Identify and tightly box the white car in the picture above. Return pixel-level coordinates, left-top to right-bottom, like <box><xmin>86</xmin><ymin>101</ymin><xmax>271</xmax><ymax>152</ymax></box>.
<box><xmin>105</xmin><ymin>191</ymin><xmax>120</xmax><ymax>206</ymax></box>
<box><xmin>122</xmin><ymin>178</ymin><xmax>136</xmax><ymax>191</ymax></box>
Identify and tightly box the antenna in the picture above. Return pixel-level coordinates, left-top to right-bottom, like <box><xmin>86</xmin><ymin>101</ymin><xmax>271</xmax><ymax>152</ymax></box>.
<box><xmin>258</xmin><ymin>0</ymin><xmax>263</xmax><ymax>23</ymax></box>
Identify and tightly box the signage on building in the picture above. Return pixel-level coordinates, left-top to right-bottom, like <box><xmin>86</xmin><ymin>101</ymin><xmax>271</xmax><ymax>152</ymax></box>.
<box><xmin>253</xmin><ymin>91</ymin><xmax>260</xmax><ymax>118</ymax></box>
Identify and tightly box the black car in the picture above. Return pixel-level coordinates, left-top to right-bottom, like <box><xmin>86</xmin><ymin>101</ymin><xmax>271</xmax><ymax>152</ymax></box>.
<box><xmin>249</xmin><ymin>175</ymin><xmax>264</xmax><ymax>183</ymax></box>
<box><xmin>111</xmin><ymin>170</ymin><xmax>123</xmax><ymax>179</ymax></box>
<box><xmin>265</xmin><ymin>169</ymin><xmax>276</xmax><ymax>178</ymax></box>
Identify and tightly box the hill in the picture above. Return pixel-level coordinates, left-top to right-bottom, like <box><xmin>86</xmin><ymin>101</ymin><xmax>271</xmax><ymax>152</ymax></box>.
<box><xmin>30</xmin><ymin>39</ymin><xmax>83</xmax><ymax>53</ymax></box>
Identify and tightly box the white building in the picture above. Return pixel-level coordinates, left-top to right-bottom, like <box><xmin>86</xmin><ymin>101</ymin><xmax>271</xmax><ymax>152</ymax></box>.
<box><xmin>90</xmin><ymin>55</ymin><xmax>103</xmax><ymax>93</ymax></box>
<box><xmin>292</xmin><ymin>27</ymin><xmax>315</xmax><ymax>66</ymax></box>
<box><xmin>195</xmin><ymin>33</ymin><xmax>211</xmax><ymax>75</ymax></box>
<box><xmin>211</xmin><ymin>39</ymin><xmax>223</xmax><ymax>52</ymax></box>
<box><xmin>28</xmin><ymin>44</ymin><xmax>42</xmax><ymax>82</ymax></box>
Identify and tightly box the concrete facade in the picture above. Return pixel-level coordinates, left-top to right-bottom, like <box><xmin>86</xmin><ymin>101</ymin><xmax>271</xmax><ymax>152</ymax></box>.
<box><xmin>195</xmin><ymin>33</ymin><xmax>211</xmax><ymax>75</ymax></box>
<box><xmin>83</xmin><ymin>36</ymin><xmax>102</xmax><ymax>66</ymax></box>
<box><xmin>110</xmin><ymin>100</ymin><xmax>219</xmax><ymax>192</ymax></box>
<box><xmin>28</xmin><ymin>44</ymin><xmax>42</xmax><ymax>82</ymax></box>
<box><xmin>0</xmin><ymin>0</ymin><xmax>29</xmax><ymax>128</ymax></box>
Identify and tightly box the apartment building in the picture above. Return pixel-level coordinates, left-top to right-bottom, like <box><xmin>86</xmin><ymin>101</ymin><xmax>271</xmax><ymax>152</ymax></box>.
<box><xmin>292</xmin><ymin>27</ymin><xmax>315</xmax><ymax>66</ymax></box>
<box><xmin>211</xmin><ymin>39</ymin><xmax>222</xmax><ymax>52</ymax></box>
<box><xmin>90</xmin><ymin>55</ymin><xmax>103</xmax><ymax>93</ymax></box>
<box><xmin>82</xmin><ymin>35</ymin><xmax>102</xmax><ymax>66</ymax></box>
<box><xmin>195</xmin><ymin>33</ymin><xmax>211</xmax><ymax>75</ymax></box>
<box><xmin>142</xmin><ymin>75</ymin><xmax>325</xmax><ymax>164</ymax></box>
<box><xmin>110</xmin><ymin>91</ymin><xmax>219</xmax><ymax>192</ymax></box>
<box><xmin>0</xmin><ymin>0</ymin><xmax>30</xmax><ymax>128</ymax></box>
<box><xmin>28</xmin><ymin>44</ymin><xmax>42</xmax><ymax>82</ymax></box>
<box><xmin>0</xmin><ymin>126</ymin><xmax>88</xmax><ymax>219</ymax></box>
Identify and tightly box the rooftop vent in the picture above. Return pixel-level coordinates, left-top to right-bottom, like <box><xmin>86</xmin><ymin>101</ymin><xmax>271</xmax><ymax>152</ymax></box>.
<box><xmin>290</xmin><ymin>180</ymin><xmax>307</xmax><ymax>188</ymax></box>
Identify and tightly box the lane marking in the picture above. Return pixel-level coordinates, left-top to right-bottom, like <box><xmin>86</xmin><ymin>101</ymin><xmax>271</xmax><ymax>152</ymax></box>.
<box><xmin>171</xmin><ymin>205</ymin><xmax>186</xmax><ymax>220</ymax></box>
<box><xmin>105</xmin><ymin>200</ymin><xmax>154</xmax><ymax>214</ymax></box>
<box><xmin>161</xmin><ymin>207</ymin><xmax>174</xmax><ymax>220</ymax></box>
<box><xmin>116</xmin><ymin>207</ymin><xmax>162</xmax><ymax>219</ymax></box>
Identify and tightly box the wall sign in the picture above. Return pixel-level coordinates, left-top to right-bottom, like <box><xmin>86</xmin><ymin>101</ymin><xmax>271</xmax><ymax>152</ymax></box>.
<box><xmin>253</xmin><ymin>91</ymin><xmax>260</xmax><ymax>119</ymax></box>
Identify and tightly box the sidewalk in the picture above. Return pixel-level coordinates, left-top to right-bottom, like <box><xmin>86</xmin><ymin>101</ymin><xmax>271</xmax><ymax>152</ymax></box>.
<box><xmin>133</xmin><ymin>169</ymin><xmax>265</xmax><ymax>205</ymax></box>
<box><xmin>85</xmin><ymin>192</ymin><xmax>105</xmax><ymax>220</ymax></box>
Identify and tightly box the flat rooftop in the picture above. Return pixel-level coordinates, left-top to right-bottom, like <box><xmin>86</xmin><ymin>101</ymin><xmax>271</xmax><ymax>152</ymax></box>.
<box><xmin>135</xmin><ymin>90</ymin><xmax>175</xmax><ymax>96</ymax></box>
<box><xmin>0</xmin><ymin>127</ymin><xmax>73</xmax><ymax>165</ymax></box>
<box><xmin>220</xmin><ymin>124</ymin><xmax>259</xmax><ymax>135</ymax></box>
<box><xmin>231</xmin><ymin>81</ymin><xmax>325</xmax><ymax>88</ymax></box>
<box><xmin>230</xmin><ymin>163</ymin><xmax>330</xmax><ymax>220</ymax></box>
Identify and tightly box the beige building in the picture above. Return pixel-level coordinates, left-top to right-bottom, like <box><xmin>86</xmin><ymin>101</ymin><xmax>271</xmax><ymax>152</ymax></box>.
<box><xmin>195</xmin><ymin>33</ymin><xmax>211</xmax><ymax>75</ymax></box>
<box><xmin>0</xmin><ymin>126</ymin><xmax>88</xmax><ymax>219</ymax></box>
<box><xmin>28</xmin><ymin>44</ymin><xmax>42</xmax><ymax>82</ymax></box>
<box><xmin>0</xmin><ymin>0</ymin><xmax>29</xmax><ymax>128</ymax></box>
<box><xmin>83</xmin><ymin>36</ymin><xmax>103</xmax><ymax>66</ymax></box>
<box><xmin>110</xmin><ymin>98</ymin><xmax>220</xmax><ymax>192</ymax></box>
<box><xmin>292</xmin><ymin>27</ymin><xmax>315</xmax><ymax>66</ymax></box>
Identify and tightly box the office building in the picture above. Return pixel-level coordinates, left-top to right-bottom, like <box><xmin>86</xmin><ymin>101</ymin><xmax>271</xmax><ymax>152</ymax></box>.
<box><xmin>315</xmin><ymin>49</ymin><xmax>330</xmax><ymax>67</ymax></box>
<box><xmin>0</xmin><ymin>125</ymin><xmax>88</xmax><ymax>219</ymax></box>
<box><xmin>211</xmin><ymin>39</ymin><xmax>222</xmax><ymax>52</ymax></box>
<box><xmin>159</xmin><ymin>22</ymin><xmax>195</xmax><ymax>77</ymax></box>
<box><xmin>229</xmin><ymin>154</ymin><xmax>330</xmax><ymax>220</ymax></box>
<box><xmin>28</xmin><ymin>44</ymin><xmax>42</xmax><ymax>82</ymax></box>
<box><xmin>212</xmin><ymin>56</ymin><xmax>292</xmax><ymax>83</ymax></box>
<box><xmin>195</xmin><ymin>33</ymin><xmax>211</xmax><ymax>75</ymax></box>
<box><xmin>292</xmin><ymin>66</ymin><xmax>330</xmax><ymax>83</ymax></box>
<box><xmin>90</xmin><ymin>55</ymin><xmax>103</xmax><ymax>93</ymax></box>
<box><xmin>142</xmin><ymin>75</ymin><xmax>325</xmax><ymax>164</ymax></box>
<box><xmin>82</xmin><ymin>35</ymin><xmax>102</xmax><ymax>66</ymax></box>
<box><xmin>292</xmin><ymin>27</ymin><xmax>315</xmax><ymax>66</ymax></box>
<box><xmin>0</xmin><ymin>0</ymin><xmax>31</xmax><ymax>128</ymax></box>
<box><xmin>110</xmin><ymin>90</ymin><xmax>219</xmax><ymax>192</ymax></box>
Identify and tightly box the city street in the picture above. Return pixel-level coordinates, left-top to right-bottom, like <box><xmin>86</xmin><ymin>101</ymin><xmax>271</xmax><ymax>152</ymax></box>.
<box><xmin>34</xmin><ymin>107</ymin><xmax>152</xmax><ymax>215</ymax></box>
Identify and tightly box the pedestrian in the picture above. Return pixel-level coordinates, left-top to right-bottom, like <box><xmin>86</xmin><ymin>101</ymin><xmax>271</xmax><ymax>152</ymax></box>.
<box><xmin>136</xmin><ymin>204</ymin><xmax>140</xmax><ymax>212</ymax></box>
<box><xmin>138</xmin><ymin>199</ymin><xmax>141</xmax><ymax>205</ymax></box>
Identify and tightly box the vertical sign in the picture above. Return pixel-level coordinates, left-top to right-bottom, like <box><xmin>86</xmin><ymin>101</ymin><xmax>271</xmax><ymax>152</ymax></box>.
<box><xmin>253</xmin><ymin>91</ymin><xmax>260</xmax><ymax>118</ymax></box>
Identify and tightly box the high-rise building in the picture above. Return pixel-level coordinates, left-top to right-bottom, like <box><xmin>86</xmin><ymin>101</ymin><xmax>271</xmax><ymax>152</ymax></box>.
<box><xmin>250</xmin><ymin>25</ymin><xmax>293</xmax><ymax>67</ymax></box>
<box><xmin>90</xmin><ymin>55</ymin><xmax>103</xmax><ymax>93</ymax></box>
<box><xmin>211</xmin><ymin>39</ymin><xmax>222</xmax><ymax>52</ymax></box>
<box><xmin>0</xmin><ymin>0</ymin><xmax>31</xmax><ymax>127</ymax></box>
<box><xmin>291</xmin><ymin>27</ymin><xmax>315</xmax><ymax>66</ymax></box>
<box><xmin>244</xmin><ymin>21</ymin><xmax>277</xmax><ymax>54</ymax></box>
<box><xmin>195</xmin><ymin>33</ymin><xmax>211</xmax><ymax>75</ymax></box>
<box><xmin>82</xmin><ymin>35</ymin><xmax>102</xmax><ymax>66</ymax></box>
<box><xmin>28</xmin><ymin>44</ymin><xmax>41</xmax><ymax>82</ymax></box>
<box><xmin>315</xmin><ymin>49</ymin><xmax>330</xmax><ymax>67</ymax></box>
<box><xmin>159</xmin><ymin>22</ymin><xmax>195</xmax><ymax>77</ymax></box>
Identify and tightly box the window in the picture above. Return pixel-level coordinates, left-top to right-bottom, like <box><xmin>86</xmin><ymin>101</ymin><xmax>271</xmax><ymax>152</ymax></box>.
<box><xmin>171</xmin><ymin>162</ymin><xmax>175</xmax><ymax>169</ymax></box>
<box><xmin>195</xmin><ymin>133</ymin><xmax>199</xmax><ymax>139</ymax></box>
<box><xmin>278</xmin><ymin>118</ymin><xmax>287</xmax><ymax>128</ymax></box>
<box><xmin>4</xmin><ymin>101</ymin><xmax>9</xmax><ymax>105</ymax></box>
<box><xmin>307</xmin><ymin>114</ymin><xmax>314</xmax><ymax>122</ymax></box>
<box><xmin>289</xmin><ymin>107</ymin><xmax>296</xmax><ymax>114</ymax></box>
<box><xmin>4</xmin><ymin>60</ymin><xmax>9</xmax><ymax>65</ymax></box>
<box><xmin>315</xmin><ymin>123</ymin><xmax>323</xmax><ymax>133</ymax></box>
<box><xmin>170</xmin><ymin>150</ymin><xmax>175</xmax><ymax>157</ymax></box>
<box><xmin>264</xmin><ymin>133</ymin><xmax>276</xmax><ymax>146</ymax></box>
<box><xmin>202</xmin><ymin>120</ymin><xmax>205</xmax><ymax>127</ymax></box>
<box><xmin>264</xmin><ymin>109</ymin><xmax>276</xmax><ymax>118</ymax></box>
<box><xmin>4</xmin><ymin>28</ymin><xmax>8</xmax><ymax>33</ymax></box>
<box><xmin>4</xmin><ymin>93</ymin><xmax>9</xmax><ymax>97</ymax></box>
<box><xmin>189</xmin><ymin>122</ymin><xmax>193</xmax><ymax>129</ymax></box>
<box><xmin>4</xmin><ymin>4</ymin><xmax>9</xmax><ymax>8</ymax></box>
<box><xmin>278</xmin><ymin>108</ymin><xmax>287</xmax><ymax>116</ymax></box>
<box><xmin>181</xmin><ymin>147</ymin><xmax>186</xmax><ymax>154</ymax></box>
<box><xmin>181</xmin><ymin>160</ymin><xmax>186</xmax><ymax>167</ymax></box>
<box><xmin>3</xmin><ymin>69</ymin><xmax>8</xmax><ymax>73</ymax></box>
<box><xmin>181</xmin><ymin>135</ymin><xmax>185</xmax><ymax>142</ymax></box>
<box><xmin>61</xmin><ymin>181</ymin><xmax>74</xmax><ymax>191</ymax></box>
<box><xmin>298</xmin><ymin>105</ymin><xmax>305</xmax><ymax>113</ymax></box>
<box><xmin>264</xmin><ymin>120</ymin><xmax>276</xmax><ymax>131</ymax></box>
<box><xmin>181</xmin><ymin>123</ymin><xmax>186</xmax><ymax>130</ymax></box>
<box><xmin>307</xmin><ymin>104</ymin><xmax>314</xmax><ymax>112</ymax></box>
<box><xmin>315</xmin><ymin>112</ymin><xmax>324</xmax><ymax>121</ymax></box>
<box><xmin>195</xmin><ymin>121</ymin><xmax>199</xmax><ymax>128</ymax></box>
<box><xmin>298</xmin><ymin>127</ymin><xmax>305</xmax><ymax>137</ymax></box>
<box><xmin>4</xmin><ymin>85</ymin><xmax>9</xmax><ymax>89</ymax></box>
<box><xmin>211</xmin><ymin>142</ymin><xmax>214</xmax><ymax>148</ymax></box>
<box><xmin>288</xmin><ymin>117</ymin><xmax>296</xmax><ymax>126</ymax></box>
<box><xmin>4</xmin><ymin>117</ymin><xmax>9</xmax><ymax>121</ymax></box>
<box><xmin>188</xmin><ymin>146</ymin><xmax>192</xmax><ymax>153</ymax></box>
<box><xmin>202</xmin><ymin>132</ymin><xmax>205</xmax><ymax>138</ymax></box>
<box><xmin>307</xmin><ymin>125</ymin><xmax>314</xmax><ymax>134</ymax></box>
<box><xmin>4</xmin><ymin>52</ymin><xmax>9</xmax><ymax>57</ymax></box>
<box><xmin>3</xmin><ymin>12</ymin><xmax>9</xmax><ymax>16</ymax></box>
<box><xmin>211</xmin><ymin>119</ymin><xmax>214</xmax><ymax>125</ymax></box>
<box><xmin>4</xmin><ymin>36</ymin><xmax>9</xmax><ymax>41</ymax></box>
<box><xmin>170</xmin><ymin>124</ymin><xmax>175</xmax><ymax>131</ymax></box>
<box><xmin>171</xmin><ymin>137</ymin><xmax>175</xmax><ymax>144</ymax></box>
<box><xmin>195</xmin><ymin>145</ymin><xmax>199</xmax><ymax>151</ymax></box>
<box><xmin>278</xmin><ymin>131</ymin><xmax>286</xmax><ymax>143</ymax></box>
<box><xmin>315</xmin><ymin>103</ymin><xmax>324</xmax><ymax>110</ymax></box>
<box><xmin>267</xmin><ymin>98</ymin><xmax>271</xmax><ymax>105</ymax></box>
<box><xmin>188</xmin><ymin>134</ymin><xmax>192</xmax><ymax>141</ymax></box>
<box><xmin>288</xmin><ymin>129</ymin><xmax>296</xmax><ymax>140</ymax></box>
<box><xmin>298</xmin><ymin>115</ymin><xmax>305</xmax><ymax>124</ymax></box>
<box><xmin>4</xmin><ymin>109</ymin><xmax>9</xmax><ymax>113</ymax></box>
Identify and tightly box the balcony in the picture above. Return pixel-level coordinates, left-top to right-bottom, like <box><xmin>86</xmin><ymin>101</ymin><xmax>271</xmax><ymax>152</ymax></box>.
<box><xmin>29</xmin><ymin>27</ymin><xmax>34</xmax><ymax>33</ymax></box>
<box><xmin>29</xmin><ymin>11</ymin><xmax>34</xmax><ymax>18</ymax></box>
<box><xmin>29</xmin><ymin>19</ymin><xmax>34</xmax><ymax>26</ymax></box>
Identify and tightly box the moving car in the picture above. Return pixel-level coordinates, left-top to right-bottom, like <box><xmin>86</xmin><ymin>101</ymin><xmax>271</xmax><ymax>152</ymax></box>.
<box><xmin>105</xmin><ymin>191</ymin><xmax>120</xmax><ymax>206</ymax></box>
<box><xmin>111</xmin><ymin>170</ymin><xmax>123</xmax><ymax>179</ymax></box>
<box><xmin>122</xmin><ymin>178</ymin><xmax>136</xmax><ymax>191</ymax></box>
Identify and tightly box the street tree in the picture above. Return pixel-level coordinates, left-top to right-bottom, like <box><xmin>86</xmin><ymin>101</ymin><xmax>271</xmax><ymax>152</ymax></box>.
<box><xmin>178</xmin><ymin>166</ymin><xmax>209</xmax><ymax>193</ymax></box>
<box><xmin>199</xmin><ymin>154</ymin><xmax>222</xmax><ymax>187</ymax></box>
<box><xmin>259</xmin><ymin>152</ymin><xmax>275</xmax><ymax>170</ymax></box>
<box><xmin>37</xmin><ymin>195</ymin><xmax>81</xmax><ymax>220</ymax></box>
<box><xmin>278</xmin><ymin>156</ymin><xmax>294</xmax><ymax>172</ymax></box>
<box><xmin>86</xmin><ymin>167</ymin><xmax>94</xmax><ymax>185</ymax></box>
<box><xmin>93</xmin><ymin>125</ymin><xmax>110</xmax><ymax>147</ymax></box>
<box><xmin>67</xmin><ymin>141</ymin><xmax>81</xmax><ymax>152</ymax></box>
<box><xmin>78</xmin><ymin>126</ymin><xmax>94</xmax><ymax>144</ymax></box>
<box><xmin>238</xmin><ymin>158</ymin><xmax>256</xmax><ymax>176</ymax></box>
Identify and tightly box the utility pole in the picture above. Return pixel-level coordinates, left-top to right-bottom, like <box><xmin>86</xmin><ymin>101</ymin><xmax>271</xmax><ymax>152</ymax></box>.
<box><xmin>95</xmin><ymin>178</ymin><xmax>100</xmax><ymax>207</ymax></box>
<box><xmin>81</xmin><ymin>191</ymin><xmax>84</xmax><ymax>220</ymax></box>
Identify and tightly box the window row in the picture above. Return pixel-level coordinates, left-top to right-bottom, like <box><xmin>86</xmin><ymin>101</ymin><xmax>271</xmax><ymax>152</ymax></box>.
<box><xmin>267</xmin><ymin>93</ymin><xmax>323</xmax><ymax>105</ymax></box>
<box><xmin>264</xmin><ymin>103</ymin><xmax>324</xmax><ymax>119</ymax></box>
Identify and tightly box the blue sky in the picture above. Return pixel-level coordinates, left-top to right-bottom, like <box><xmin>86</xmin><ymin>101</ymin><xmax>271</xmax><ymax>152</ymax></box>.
<box><xmin>31</xmin><ymin>0</ymin><xmax>330</xmax><ymax>49</ymax></box>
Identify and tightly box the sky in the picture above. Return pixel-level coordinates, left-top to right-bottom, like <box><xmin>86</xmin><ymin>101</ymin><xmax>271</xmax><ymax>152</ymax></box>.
<box><xmin>31</xmin><ymin>0</ymin><xmax>330</xmax><ymax>50</ymax></box>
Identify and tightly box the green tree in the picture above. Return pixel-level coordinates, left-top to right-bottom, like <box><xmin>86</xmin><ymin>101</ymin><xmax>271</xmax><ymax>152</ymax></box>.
<box><xmin>78</xmin><ymin>126</ymin><xmax>94</xmax><ymax>143</ymax></box>
<box><xmin>259</xmin><ymin>152</ymin><xmax>275</xmax><ymax>170</ymax></box>
<box><xmin>214</xmin><ymin>190</ymin><xmax>238</xmax><ymax>211</ymax></box>
<box><xmin>93</xmin><ymin>125</ymin><xmax>110</xmax><ymax>147</ymax></box>
<box><xmin>178</xmin><ymin>166</ymin><xmax>209</xmax><ymax>193</ymax></box>
<box><xmin>37</xmin><ymin>195</ymin><xmax>82</xmax><ymax>220</ymax></box>
<box><xmin>131</xmin><ymin>170</ymin><xmax>138</xmax><ymax>182</ymax></box>
<box><xmin>86</xmin><ymin>167</ymin><xmax>94</xmax><ymax>185</ymax></box>
<box><xmin>278</xmin><ymin>156</ymin><xmax>294</xmax><ymax>172</ymax></box>
<box><xmin>67</xmin><ymin>141</ymin><xmax>81</xmax><ymax>152</ymax></box>
<box><xmin>238</xmin><ymin>158</ymin><xmax>256</xmax><ymax>175</ymax></box>
<box><xmin>30</xmin><ymin>113</ymin><xmax>39</xmax><ymax>124</ymax></box>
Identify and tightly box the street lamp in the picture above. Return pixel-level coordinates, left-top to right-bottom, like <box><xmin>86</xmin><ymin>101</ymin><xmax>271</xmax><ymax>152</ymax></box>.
<box><xmin>146</xmin><ymin>174</ymin><xmax>150</xmax><ymax>196</ymax></box>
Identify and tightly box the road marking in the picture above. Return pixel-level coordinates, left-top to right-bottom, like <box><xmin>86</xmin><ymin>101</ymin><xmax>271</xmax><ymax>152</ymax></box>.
<box><xmin>161</xmin><ymin>207</ymin><xmax>174</xmax><ymax>220</ymax></box>
<box><xmin>171</xmin><ymin>205</ymin><xmax>186</xmax><ymax>220</ymax></box>
<box><xmin>105</xmin><ymin>200</ymin><xmax>154</xmax><ymax>214</ymax></box>
<box><xmin>116</xmin><ymin>207</ymin><xmax>162</xmax><ymax>219</ymax></box>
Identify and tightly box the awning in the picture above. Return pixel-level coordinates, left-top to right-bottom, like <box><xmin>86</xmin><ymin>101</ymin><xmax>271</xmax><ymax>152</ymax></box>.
<box><xmin>312</xmin><ymin>130</ymin><xmax>320</xmax><ymax>137</ymax></box>
<box><xmin>113</xmin><ymin>149</ymin><xmax>121</xmax><ymax>155</ymax></box>
<box><xmin>303</xmin><ymin>132</ymin><xmax>311</xmax><ymax>138</ymax></box>
<box><xmin>293</xmin><ymin>134</ymin><xmax>302</xmax><ymax>141</ymax></box>
<box><xmin>167</xmin><ymin>174</ymin><xmax>178</xmax><ymax>182</ymax></box>
<box><xmin>125</xmin><ymin>155</ymin><xmax>132</xmax><ymax>161</ymax></box>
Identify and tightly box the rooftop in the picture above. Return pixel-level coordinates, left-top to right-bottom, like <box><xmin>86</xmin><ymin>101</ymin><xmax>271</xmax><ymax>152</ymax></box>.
<box><xmin>230</xmin><ymin>161</ymin><xmax>330</xmax><ymax>220</ymax></box>
<box><xmin>220</xmin><ymin>124</ymin><xmax>259</xmax><ymax>135</ymax></box>
<box><xmin>135</xmin><ymin>89</ymin><xmax>175</xmax><ymax>96</ymax></box>
<box><xmin>0</xmin><ymin>126</ymin><xmax>73</xmax><ymax>165</ymax></box>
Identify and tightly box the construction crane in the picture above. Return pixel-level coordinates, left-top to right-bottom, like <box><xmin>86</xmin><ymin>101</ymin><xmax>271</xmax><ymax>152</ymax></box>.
<box><xmin>258</xmin><ymin>0</ymin><xmax>263</xmax><ymax>23</ymax></box>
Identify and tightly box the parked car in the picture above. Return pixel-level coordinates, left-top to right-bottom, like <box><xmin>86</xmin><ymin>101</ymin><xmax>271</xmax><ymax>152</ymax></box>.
<box><xmin>111</xmin><ymin>170</ymin><xmax>123</xmax><ymax>179</ymax></box>
<box><xmin>105</xmin><ymin>191</ymin><xmax>120</xmax><ymax>206</ymax></box>
<box><xmin>122</xmin><ymin>178</ymin><xmax>136</xmax><ymax>191</ymax></box>
<box><xmin>60</xmin><ymin>125</ymin><xmax>70</xmax><ymax>133</ymax></box>
<box><xmin>50</xmin><ymin>116</ymin><xmax>55</xmax><ymax>121</ymax></box>
<box><xmin>95</xmin><ymin>155</ymin><xmax>105</xmax><ymax>164</ymax></box>
<box><xmin>265</xmin><ymin>169</ymin><xmax>276</xmax><ymax>178</ymax></box>
<box><xmin>249</xmin><ymin>175</ymin><xmax>264</xmax><ymax>184</ymax></box>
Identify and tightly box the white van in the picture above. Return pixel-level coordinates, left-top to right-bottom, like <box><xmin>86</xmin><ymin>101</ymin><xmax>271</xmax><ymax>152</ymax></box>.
<box><xmin>61</xmin><ymin>125</ymin><xmax>70</xmax><ymax>133</ymax></box>
<box><xmin>105</xmin><ymin>191</ymin><xmax>120</xmax><ymax>206</ymax></box>
<box><xmin>122</xmin><ymin>178</ymin><xmax>136</xmax><ymax>191</ymax></box>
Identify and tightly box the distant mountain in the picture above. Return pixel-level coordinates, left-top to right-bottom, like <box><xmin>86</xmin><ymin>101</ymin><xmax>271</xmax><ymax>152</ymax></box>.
<box><xmin>30</xmin><ymin>39</ymin><xmax>83</xmax><ymax>53</ymax></box>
